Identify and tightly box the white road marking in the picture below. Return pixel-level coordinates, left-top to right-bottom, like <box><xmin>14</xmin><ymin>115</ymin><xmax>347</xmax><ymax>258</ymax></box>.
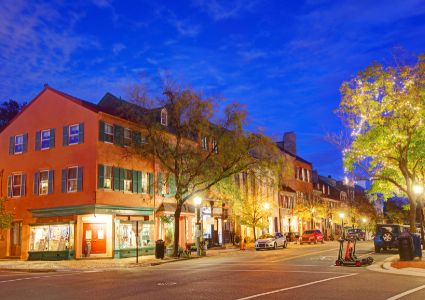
<box><xmin>386</xmin><ymin>284</ymin><xmax>425</xmax><ymax>300</ymax></box>
<box><xmin>270</xmin><ymin>248</ymin><xmax>339</xmax><ymax>262</ymax></box>
<box><xmin>0</xmin><ymin>272</ymin><xmax>88</xmax><ymax>284</ymax></box>
<box><xmin>148</xmin><ymin>267</ymin><xmax>352</xmax><ymax>275</ymax></box>
<box><xmin>235</xmin><ymin>273</ymin><xmax>358</xmax><ymax>300</ymax></box>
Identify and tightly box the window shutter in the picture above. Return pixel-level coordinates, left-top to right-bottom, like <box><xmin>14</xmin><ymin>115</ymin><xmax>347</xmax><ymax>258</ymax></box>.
<box><xmin>148</xmin><ymin>172</ymin><xmax>154</xmax><ymax>195</ymax></box>
<box><xmin>99</xmin><ymin>121</ymin><xmax>105</xmax><ymax>142</ymax></box>
<box><xmin>133</xmin><ymin>131</ymin><xmax>141</xmax><ymax>146</ymax></box>
<box><xmin>137</xmin><ymin>171</ymin><xmax>142</xmax><ymax>193</ymax></box>
<box><xmin>48</xmin><ymin>170</ymin><xmax>54</xmax><ymax>194</ymax></box>
<box><xmin>23</xmin><ymin>133</ymin><xmax>28</xmax><ymax>153</ymax></box>
<box><xmin>119</xmin><ymin>168</ymin><xmax>125</xmax><ymax>191</ymax></box>
<box><xmin>63</xmin><ymin>126</ymin><xmax>69</xmax><ymax>146</ymax></box>
<box><xmin>77</xmin><ymin>167</ymin><xmax>83</xmax><ymax>192</ymax></box>
<box><xmin>157</xmin><ymin>173</ymin><xmax>162</xmax><ymax>196</ymax></box>
<box><xmin>78</xmin><ymin>123</ymin><xmax>84</xmax><ymax>144</ymax></box>
<box><xmin>61</xmin><ymin>169</ymin><xmax>67</xmax><ymax>192</ymax></box>
<box><xmin>132</xmin><ymin>170</ymin><xmax>138</xmax><ymax>193</ymax></box>
<box><xmin>21</xmin><ymin>174</ymin><xmax>26</xmax><ymax>196</ymax></box>
<box><xmin>114</xmin><ymin>125</ymin><xmax>124</xmax><ymax>146</ymax></box>
<box><xmin>9</xmin><ymin>136</ymin><xmax>14</xmax><ymax>155</ymax></box>
<box><xmin>50</xmin><ymin>128</ymin><xmax>55</xmax><ymax>148</ymax></box>
<box><xmin>35</xmin><ymin>131</ymin><xmax>41</xmax><ymax>151</ymax></box>
<box><xmin>168</xmin><ymin>174</ymin><xmax>176</xmax><ymax>196</ymax></box>
<box><xmin>7</xmin><ymin>176</ymin><xmax>12</xmax><ymax>197</ymax></box>
<box><xmin>34</xmin><ymin>172</ymin><xmax>39</xmax><ymax>195</ymax></box>
<box><xmin>113</xmin><ymin>167</ymin><xmax>120</xmax><ymax>191</ymax></box>
<box><xmin>98</xmin><ymin>164</ymin><xmax>104</xmax><ymax>189</ymax></box>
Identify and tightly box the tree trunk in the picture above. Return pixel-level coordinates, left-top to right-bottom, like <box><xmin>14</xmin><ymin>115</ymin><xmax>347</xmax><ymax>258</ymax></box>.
<box><xmin>173</xmin><ymin>204</ymin><xmax>182</xmax><ymax>257</ymax></box>
<box><xmin>253</xmin><ymin>225</ymin><xmax>256</xmax><ymax>241</ymax></box>
<box><xmin>408</xmin><ymin>194</ymin><xmax>417</xmax><ymax>233</ymax></box>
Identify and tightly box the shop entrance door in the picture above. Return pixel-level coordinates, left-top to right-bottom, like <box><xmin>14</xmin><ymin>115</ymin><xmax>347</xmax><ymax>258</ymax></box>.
<box><xmin>10</xmin><ymin>222</ymin><xmax>22</xmax><ymax>257</ymax></box>
<box><xmin>83</xmin><ymin>223</ymin><xmax>107</xmax><ymax>254</ymax></box>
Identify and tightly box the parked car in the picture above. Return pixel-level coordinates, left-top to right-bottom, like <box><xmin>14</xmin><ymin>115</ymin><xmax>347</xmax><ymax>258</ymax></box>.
<box><xmin>255</xmin><ymin>232</ymin><xmax>287</xmax><ymax>250</ymax></box>
<box><xmin>374</xmin><ymin>224</ymin><xmax>409</xmax><ymax>253</ymax></box>
<box><xmin>346</xmin><ymin>228</ymin><xmax>366</xmax><ymax>241</ymax></box>
<box><xmin>300</xmin><ymin>230</ymin><xmax>324</xmax><ymax>244</ymax></box>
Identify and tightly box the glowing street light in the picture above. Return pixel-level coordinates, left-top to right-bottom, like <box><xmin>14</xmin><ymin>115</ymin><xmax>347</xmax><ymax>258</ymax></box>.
<box><xmin>263</xmin><ymin>202</ymin><xmax>270</xmax><ymax>210</ymax></box>
<box><xmin>413</xmin><ymin>184</ymin><xmax>424</xmax><ymax>195</ymax></box>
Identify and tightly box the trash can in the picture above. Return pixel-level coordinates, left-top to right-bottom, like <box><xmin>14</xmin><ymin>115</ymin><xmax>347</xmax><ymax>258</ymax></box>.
<box><xmin>155</xmin><ymin>240</ymin><xmax>165</xmax><ymax>259</ymax></box>
<box><xmin>411</xmin><ymin>234</ymin><xmax>422</xmax><ymax>258</ymax></box>
<box><xmin>398</xmin><ymin>234</ymin><xmax>414</xmax><ymax>261</ymax></box>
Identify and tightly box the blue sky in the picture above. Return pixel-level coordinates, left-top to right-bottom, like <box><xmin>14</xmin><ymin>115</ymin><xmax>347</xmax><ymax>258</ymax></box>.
<box><xmin>1</xmin><ymin>0</ymin><xmax>424</xmax><ymax>178</ymax></box>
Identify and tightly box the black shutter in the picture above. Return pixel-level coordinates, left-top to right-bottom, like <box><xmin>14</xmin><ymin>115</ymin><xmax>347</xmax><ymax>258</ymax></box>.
<box><xmin>48</xmin><ymin>170</ymin><xmax>54</xmax><ymax>194</ymax></box>
<box><xmin>98</xmin><ymin>164</ymin><xmax>104</xmax><ymax>189</ymax></box>
<box><xmin>35</xmin><ymin>131</ymin><xmax>41</xmax><ymax>151</ymax></box>
<box><xmin>114</xmin><ymin>125</ymin><xmax>124</xmax><ymax>146</ymax></box>
<box><xmin>99</xmin><ymin>121</ymin><xmax>105</xmax><ymax>142</ymax></box>
<box><xmin>78</xmin><ymin>123</ymin><xmax>84</xmax><ymax>144</ymax></box>
<box><xmin>34</xmin><ymin>172</ymin><xmax>39</xmax><ymax>195</ymax></box>
<box><xmin>50</xmin><ymin>128</ymin><xmax>55</xmax><ymax>148</ymax></box>
<box><xmin>9</xmin><ymin>136</ymin><xmax>14</xmax><ymax>155</ymax></box>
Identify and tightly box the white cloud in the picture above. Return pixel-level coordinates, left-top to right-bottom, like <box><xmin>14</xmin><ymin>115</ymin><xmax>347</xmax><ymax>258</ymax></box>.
<box><xmin>193</xmin><ymin>0</ymin><xmax>259</xmax><ymax>21</ymax></box>
<box><xmin>112</xmin><ymin>43</ymin><xmax>126</xmax><ymax>55</ymax></box>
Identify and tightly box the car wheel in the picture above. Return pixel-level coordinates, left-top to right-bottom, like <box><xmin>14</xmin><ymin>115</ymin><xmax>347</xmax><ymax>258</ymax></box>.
<box><xmin>375</xmin><ymin>246</ymin><xmax>380</xmax><ymax>253</ymax></box>
<box><xmin>382</xmin><ymin>232</ymin><xmax>393</xmax><ymax>243</ymax></box>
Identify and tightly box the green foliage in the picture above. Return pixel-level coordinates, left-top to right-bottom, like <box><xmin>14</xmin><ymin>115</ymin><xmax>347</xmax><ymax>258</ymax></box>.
<box><xmin>336</xmin><ymin>53</ymin><xmax>425</xmax><ymax>230</ymax></box>
<box><xmin>0</xmin><ymin>197</ymin><xmax>13</xmax><ymax>229</ymax></box>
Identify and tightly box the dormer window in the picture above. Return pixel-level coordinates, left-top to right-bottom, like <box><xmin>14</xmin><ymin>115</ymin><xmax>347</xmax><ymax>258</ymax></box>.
<box><xmin>161</xmin><ymin>108</ymin><xmax>168</xmax><ymax>126</ymax></box>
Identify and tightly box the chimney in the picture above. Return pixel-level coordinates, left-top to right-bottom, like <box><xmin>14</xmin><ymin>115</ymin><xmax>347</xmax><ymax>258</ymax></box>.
<box><xmin>283</xmin><ymin>132</ymin><xmax>296</xmax><ymax>156</ymax></box>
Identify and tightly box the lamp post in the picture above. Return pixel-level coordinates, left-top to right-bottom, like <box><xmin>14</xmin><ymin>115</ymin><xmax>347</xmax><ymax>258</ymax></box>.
<box><xmin>339</xmin><ymin>212</ymin><xmax>345</xmax><ymax>239</ymax></box>
<box><xmin>194</xmin><ymin>196</ymin><xmax>202</xmax><ymax>256</ymax></box>
<box><xmin>413</xmin><ymin>184</ymin><xmax>425</xmax><ymax>250</ymax></box>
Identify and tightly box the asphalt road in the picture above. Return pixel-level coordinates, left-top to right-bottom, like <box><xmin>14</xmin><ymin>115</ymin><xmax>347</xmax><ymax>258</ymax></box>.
<box><xmin>1</xmin><ymin>241</ymin><xmax>425</xmax><ymax>300</ymax></box>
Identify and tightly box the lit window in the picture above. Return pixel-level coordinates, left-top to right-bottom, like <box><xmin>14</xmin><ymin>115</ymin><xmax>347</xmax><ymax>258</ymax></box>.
<box><xmin>12</xmin><ymin>174</ymin><xmax>22</xmax><ymax>197</ymax></box>
<box><xmin>105</xmin><ymin>124</ymin><xmax>114</xmax><ymax>143</ymax></box>
<box><xmin>141</xmin><ymin>172</ymin><xmax>148</xmax><ymax>193</ymax></box>
<box><xmin>69</xmin><ymin>125</ymin><xmax>79</xmax><ymax>145</ymax></box>
<box><xmin>124</xmin><ymin>128</ymin><xmax>132</xmax><ymax>147</ymax></box>
<box><xmin>104</xmin><ymin>166</ymin><xmax>112</xmax><ymax>189</ymax></box>
<box><xmin>41</xmin><ymin>130</ymin><xmax>51</xmax><ymax>150</ymax></box>
<box><xmin>67</xmin><ymin>167</ymin><xmax>78</xmax><ymax>192</ymax></box>
<box><xmin>14</xmin><ymin>135</ymin><xmax>24</xmax><ymax>153</ymax></box>
<box><xmin>39</xmin><ymin>171</ymin><xmax>49</xmax><ymax>195</ymax></box>
<box><xmin>201</xmin><ymin>136</ymin><xmax>208</xmax><ymax>150</ymax></box>
<box><xmin>124</xmin><ymin>170</ymin><xmax>133</xmax><ymax>192</ymax></box>
<box><xmin>161</xmin><ymin>109</ymin><xmax>168</xmax><ymax>126</ymax></box>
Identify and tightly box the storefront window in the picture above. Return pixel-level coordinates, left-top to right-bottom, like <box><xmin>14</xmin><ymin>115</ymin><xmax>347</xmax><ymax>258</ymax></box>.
<box><xmin>29</xmin><ymin>223</ymin><xmax>74</xmax><ymax>252</ymax></box>
<box><xmin>118</xmin><ymin>222</ymin><xmax>155</xmax><ymax>249</ymax></box>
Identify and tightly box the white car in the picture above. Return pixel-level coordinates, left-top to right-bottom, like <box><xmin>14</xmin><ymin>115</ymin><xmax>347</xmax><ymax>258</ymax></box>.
<box><xmin>255</xmin><ymin>232</ymin><xmax>287</xmax><ymax>250</ymax></box>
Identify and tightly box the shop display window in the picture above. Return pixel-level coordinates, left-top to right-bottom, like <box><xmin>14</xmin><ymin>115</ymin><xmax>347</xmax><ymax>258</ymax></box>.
<box><xmin>29</xmin><ymin>223</ymin><xmax>74</xmax><ymax>252</ymax></box>
<box><xmin>118</xmin><ymin>222</ymin><xmax>155</xmax><ymax>249</ymax></box>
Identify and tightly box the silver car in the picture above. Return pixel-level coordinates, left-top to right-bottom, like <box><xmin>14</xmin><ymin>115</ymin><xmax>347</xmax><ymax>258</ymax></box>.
<box><xmin>255</xmin><ymin>232</ymin><xmax>287</xmax><ymax>250</ymax></box>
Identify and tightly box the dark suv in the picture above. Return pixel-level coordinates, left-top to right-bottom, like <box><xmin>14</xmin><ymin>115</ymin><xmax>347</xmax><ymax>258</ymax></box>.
<box><xmin>374</xmin><ymin>224</ymin><xmax>409</xmax><ymax>253</ymax></box>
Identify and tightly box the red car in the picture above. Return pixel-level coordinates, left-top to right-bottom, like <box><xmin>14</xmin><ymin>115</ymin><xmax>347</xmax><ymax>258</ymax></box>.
<box><xmin>300</xmin><ymin>230</ymin><xmax>324</xmax><ymax>244</ymax></box>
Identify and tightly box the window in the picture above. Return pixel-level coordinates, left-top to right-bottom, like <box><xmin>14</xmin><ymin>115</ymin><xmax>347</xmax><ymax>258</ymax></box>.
<box><xmin>29</xmin><ymin>224</ymin><xmax>74</xmax><ymax>252</ymax></box>
<box><xmin>201</xmin><ymin>136</ymin><xmax>208</xmax><ymax>150</ymax></box>
<box><xmin>69</xmin><ymin>125</ymin><xmax>79</xmax><ymax>145</ymax></box>
<box><xmin>161</xmin><ymin>109</ymin><xmax>168</xmax><ymax>126</ymax></box>
<box><xmin>12</xmin><ymin>174</ymin><xmax>22</xmax><ymax>197</ymax></box>
<box><xmin>212</xmin><ymin>139</ymin><xmax>218</xmax><ymax>153</ymax></box>
<box><xmin>39</xmin><ymin>171</ymin><xmax>49</xmax><ymax>195</ymax></box>
<box><xmin>124</xmin><ymin>169</ymin><xmax>133</xmax><ymax>192</ymax></box>
<box><xmin>105</xmin><ymin>124</ymin><xmax>114</xmax><ymax>143</ymax></box>
<box><xmin>67</xmin><ymin>167</ymin><xmax>78</xmax><ymax>192</ymax></box>
<box><xmin>141</xmin><ymin>172</ymin><xmax>148</xmax><ymax>193</ymax></box>
<box><xmin>104</xmin><ymin>166</ymin><xmax>112</xmax><ymax>189</ymax></box>
<box><xmin>124</xmin><ymin>128</ymin><xmax>132</xmax><ymax>147</ymax></box>
<box><xmin>41</xmin><ymin>130</ymin><xmax>51</xmax><ymax>150</ymax></box>
<box><xmin>14</xmin><ymin>135</ymin><xmax>24</xmax><ymax>153</ymax></box>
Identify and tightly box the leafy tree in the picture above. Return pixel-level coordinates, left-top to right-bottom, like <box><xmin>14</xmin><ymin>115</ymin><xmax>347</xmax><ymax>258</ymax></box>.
<box><xmin>0</xmin><ymin>197</ymin><xmax>13</xmax><ymax>229</ymax></box>
<box><xmin>0</xmin><ymin>99</ymin><xmax>25</xmax><ymax>131</ymax></box>
<box><xmin>126</xmin><ymin>80</ymin><xmax>280</xmax><ymax>256</ymax></box>
<box><xmin>384</xmin><ymin>198</ymin><xmax>410</xmax><ymax>224</ymax></box>
<box><xmin>336</xmin><ymin>53</ymin><xmax>425</xmax><ymax>231</ymax></box>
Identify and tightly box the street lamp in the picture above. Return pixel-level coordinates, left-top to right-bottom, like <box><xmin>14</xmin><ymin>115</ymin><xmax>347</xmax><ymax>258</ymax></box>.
<box><xmin>263</xmin><ymin>202</ymin><xmax>270</xmax><ymax>210</ymax></box>
<box><xmin>194</xmin><ymin>196</ymin><xmax>202</xmax><ymax>256</ymax></box>
<box><xmin>413</xmin><ymin>184</ymin><xmax>425</xmax><ymax>250</ymax></box>
<box><xmin>339</xmin><ymin>212</ymin><xmax>345</xmax><ymax>239</ymax></box>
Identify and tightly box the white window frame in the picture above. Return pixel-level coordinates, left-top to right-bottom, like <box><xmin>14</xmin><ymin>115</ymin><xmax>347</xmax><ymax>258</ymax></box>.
<box><xmin>201</xmin><ymin>136</ymin><xmax>208</xmax><ymax>150</ymax></box>
<box><xmin>124</xmin><ymin>128</ymin><xmax>132</xmax><ymax>147</ymax></box>
<box><xmin>12</xmin><ymin>173</ymin><xmax>23</xmax><ymax>197</ymax></box>
<box><xmin>105</xmin><ymin>123</ymin><xmax>114</xmax><ymax>144</ymax></box>
<box><xmin>161</xmin><ymin>109</ymin><xmax>168</xmax><ymax>126</ymax></box>
<box><xmin>104</xmin><ymin>166</ymin><xmax>112</xmax><ymax>190</ymax></box>
<box><xmin>14</xmin><ymin>134</ymin><xmax>24</xmax><ymax>154</ymax></box>
<box><xmin>67</xmin><ymin>167</ymin><xmax>78</xmax><ymax>193</ymax></box>
<box><xmin>41</xmin><ymin>129</ymin><xmax>51</xmax><ymax>150</ymax></box>
<box><xmin>68</xmin><ymin>124</ymin><xmax>79</xmax><ymax>145</ymax></box>
<box><xmin>124</xmin><ymin>169</ymin><xmax>133</xmax><ymax>192</ymax></box>
<box><xmin>39</xmin><ymin>170</ymin><xmax>49</xmax><ymax>195</ymax></box>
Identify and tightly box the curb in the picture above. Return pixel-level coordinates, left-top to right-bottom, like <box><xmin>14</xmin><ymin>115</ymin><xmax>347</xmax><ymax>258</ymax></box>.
<box><xmin>0</xmin><ymin>268</ymin><xmax>58</xmax><ymax>273</ymax></box>
<box><xmin>367</xmin><ymin>255</ymin><xmax>425</xmax><ymax>278</ymax></box>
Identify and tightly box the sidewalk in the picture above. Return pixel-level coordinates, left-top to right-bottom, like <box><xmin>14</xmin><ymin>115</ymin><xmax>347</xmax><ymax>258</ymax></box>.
<box><xmin>0</xmin><ymin>247</ymin><xmax>244</xmax><ymax>273</ymax></box>
<box><xmin>367</xmin><ymin>251</ymin><xmax>425</xmax><ymax>277</ymax></box>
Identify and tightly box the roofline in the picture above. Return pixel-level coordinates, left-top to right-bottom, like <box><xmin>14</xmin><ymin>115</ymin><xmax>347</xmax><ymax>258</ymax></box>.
<box><xmin>0</xmin><ymin>85</ymin><xmax>98</xmax><ymax>134</ymax></box>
